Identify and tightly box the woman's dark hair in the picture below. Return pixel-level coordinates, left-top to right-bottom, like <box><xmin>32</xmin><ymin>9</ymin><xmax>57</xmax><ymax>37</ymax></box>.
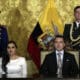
<box><xmin>1</xmin><ymin>41</ymin><xmax>17</xmax><ymax>78</ymax></box>
<box><xmin>2</xmin><ymin>49</ymin><xmax>9</xmax><ymax>78</ymax></box>
<box><xmin>7</xmin><ymin>41</ymin><xmax>17</xmax><ymax>48</ymax></box>
<box><xmin>0</xmin><ymin>44</ymin><xmax>10</xmax><ymax>78</ymax></box>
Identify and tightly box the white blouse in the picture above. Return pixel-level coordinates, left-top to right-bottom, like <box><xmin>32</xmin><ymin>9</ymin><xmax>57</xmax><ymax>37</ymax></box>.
<box><xmin>6</xmin><ymin>57</ymin><xmax>27</xmax><ymax>78</ymax></box>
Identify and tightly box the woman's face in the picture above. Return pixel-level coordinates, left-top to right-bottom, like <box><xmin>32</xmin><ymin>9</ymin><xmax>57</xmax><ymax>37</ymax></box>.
<box><xmin>7</xmin><ymin>43</ymin><xmax>17</xmax><ymax>56</ymax></box>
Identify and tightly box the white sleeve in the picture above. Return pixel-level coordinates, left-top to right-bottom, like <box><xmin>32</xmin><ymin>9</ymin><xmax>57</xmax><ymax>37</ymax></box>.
<box><xmin>20</xmin><ymin>57</ymin><xmax>27</xmax><ymax>78</ymax></box>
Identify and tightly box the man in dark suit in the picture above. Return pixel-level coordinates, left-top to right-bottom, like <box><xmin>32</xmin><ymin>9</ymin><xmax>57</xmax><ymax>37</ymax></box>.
<box><xmin>40</xmin><ymin>35</ymin><xmax>78</xmax><ymax>78</ymax></box>
<box><xmin>0</xmin><ymin>25</ymin><xmax>8</xmax><ymax>55</ymax></box>
<box><xmin>63</xmin><ymin>6</ymin><xmax>80</xmax><ymax>50</ymax></box>
<box><xmin>0</xmin><ymin>25</ymin><xmax>9</xmax><ymax>78</ymax></box>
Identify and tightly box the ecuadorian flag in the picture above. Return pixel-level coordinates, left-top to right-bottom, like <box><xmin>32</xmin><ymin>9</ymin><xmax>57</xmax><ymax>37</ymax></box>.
<box><xmin>27</xmin><ymin>0</ymin><xmax>64</xmax><ymax>70</ymax></box>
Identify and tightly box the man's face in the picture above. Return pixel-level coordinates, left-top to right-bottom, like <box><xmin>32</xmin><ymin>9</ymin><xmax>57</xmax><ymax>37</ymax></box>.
<box><xmin>74</xmin><ymin>8</ymin><xmax>80</xmax><ymax>21</ymax></box>
<box><xmin>54</xmin><ymin>38</ymin><xmax>65</xmax><ymax>51</ymax></box>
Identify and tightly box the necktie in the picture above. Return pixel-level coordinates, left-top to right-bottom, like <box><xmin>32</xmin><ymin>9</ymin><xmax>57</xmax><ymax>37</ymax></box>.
<box><xmin>57</xmin><ymin>53</ymin><xmax>63</xmax><ymax>78</ymax></box>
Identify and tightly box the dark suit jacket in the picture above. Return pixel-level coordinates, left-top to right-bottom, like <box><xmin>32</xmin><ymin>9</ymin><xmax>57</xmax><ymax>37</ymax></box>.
<box><xmin>40</xmin><ymin>51</ymin><xmax>78</xmax><ymax>78</ymax></box>
<box><xmin>0</xmin><ymin>26</ymin><xmax>8</xmax><ymax>56</ymax></box>
<box><xmin>63</xmin><ymin>22</ymin><xmax>80</xmax><ymax>50</ymax></box>
<box><xmin>0</xmin><ymin>26</ymin><xmax>9</xmax><ymax>78</ymax></box>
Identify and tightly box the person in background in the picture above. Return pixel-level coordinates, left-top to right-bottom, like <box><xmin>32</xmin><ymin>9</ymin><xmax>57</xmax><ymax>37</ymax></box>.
<box><xmin>6</xmin><ymin>41</ymin><xmax>27</xmax><ymax>78</ymax></box>
<box><xmin>63</xmin><ymin>6</ymin><xmax>80</xmax><ymax>50</ymax></box>
<box><xmin>40</xmin><ymin>35</ymin><xmax>78</xmax><ymax>78</ymax></box>
<box><xmin>0</xmin><ymin>25</ymin><xmax>9</xmax><ymax>78</ymax></box>
<box><xmin>63</xmin><ymin>5</ymin><xmax>80</xmax><ymax>77</ymax></box>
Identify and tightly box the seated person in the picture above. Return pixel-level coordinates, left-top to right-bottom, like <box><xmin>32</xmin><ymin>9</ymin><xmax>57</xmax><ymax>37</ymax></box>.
<box><xmin>39</xmin><ymin>35</ymin><xmax>78</xmax><ymax>78</ymax></box>
<box><xmin>6</xmin><ymin>41</ymin><xmax>27</xmax><ymax>78</ymax></box>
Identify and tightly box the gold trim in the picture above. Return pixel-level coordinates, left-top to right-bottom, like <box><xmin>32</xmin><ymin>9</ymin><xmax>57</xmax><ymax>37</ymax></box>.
<box><xmin>70</xmin><ymin>23</ymin><xmax>80</xmax><ymax>42</ymax></box>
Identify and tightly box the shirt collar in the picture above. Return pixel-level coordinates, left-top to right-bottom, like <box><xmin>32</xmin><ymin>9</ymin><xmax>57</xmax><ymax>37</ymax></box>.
<box><xmin>56</xmin><ymin>50</ymin><xmax>64</xmax><ymax>55</ymax></box>
<box><xmin>76</xmin><ymin>21</ymin><xmax>80</xmax><ymax>27</ymax></box>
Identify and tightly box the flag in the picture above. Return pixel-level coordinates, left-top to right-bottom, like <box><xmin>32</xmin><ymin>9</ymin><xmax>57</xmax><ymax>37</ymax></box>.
<box><xmin>27</xmin><ymin>22</ymin><xmax>43</xmax><ymax>69</ymax></box>
<box><xmin>39</xmin><ymin>0</ymin><xmax>64</xmax><ymax>34</ymax></box>
<box><xmin>27</xmin><ymin>0</ymin><xmax>64</xmax><ymax>70</ymax></box>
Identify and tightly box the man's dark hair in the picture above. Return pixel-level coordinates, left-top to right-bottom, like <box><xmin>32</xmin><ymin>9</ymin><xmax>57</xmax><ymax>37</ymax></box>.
<box><xmin>54</xmin><ymin>35</ymin><xmax>65</xmax><ymax>42</ymax></box>
<box><xmin>74</xmin><ymin>6</ymin><xmax>80</xmax><ymax>12</ymax></box>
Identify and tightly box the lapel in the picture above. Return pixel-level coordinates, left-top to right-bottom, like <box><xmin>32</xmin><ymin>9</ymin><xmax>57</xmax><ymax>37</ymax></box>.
<box><xmin>62</xmin><ymin>51</ymin><xmax>69</xmax><ymax>70</ymax></box>
<box><xmin>53</xmin><ymin>52</ymin><xmax>57</xmax><ymax>68</ymax></box>
<box><xmin>72</xmin><ymin>22</ymin><xmax>80</xmax><ymax>38</ymax></box>
<box><xmin>73</xmin><ymin>22</ymin><xmax>80</xmax><ymax>30</ymax></box>
<box><xmin>62</xmin><ymin>52</ymin><xmax>70</xmax><ymax>69</ymax></box>
<box><xmin>73</xmin><ymin>22</ymin><xmax>77</xmax><ymax>31</ymax></box>
<box><xmin>62</xmin><ymin>51</ymin><xmax>67</xmax><ymax>67</ymax></box>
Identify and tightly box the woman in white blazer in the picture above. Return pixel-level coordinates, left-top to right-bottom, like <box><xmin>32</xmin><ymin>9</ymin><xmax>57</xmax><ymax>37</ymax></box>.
<box><xmin>6</xmin><ymin>41</ymin><xmax>27</xmax><ymax>78</ymax></box>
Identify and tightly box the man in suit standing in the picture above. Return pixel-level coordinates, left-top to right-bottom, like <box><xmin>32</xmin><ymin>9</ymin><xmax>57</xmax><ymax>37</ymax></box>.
<box><xmin>63</xmin><ymin>6</ymin><xmax>80</xmax><ymax>50</ymax></box>
<box><xmin>40</xmin><ymin>35</ymin><xmax>78</xmax><ymax>78</ymax></box>
<box><xmin>0</xmin><ymin>25</ymin><xmax>9</xmax><ymax>78</ymax></box>
<box><xmin>0</xmin><ymin>25</ymin><xmax>8</xmax><ymax>55</ymax></box>
<box><xmin>63</xmin><ymin>6</ymin><xmax>80</xmax><ymax>77</ymax></box>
